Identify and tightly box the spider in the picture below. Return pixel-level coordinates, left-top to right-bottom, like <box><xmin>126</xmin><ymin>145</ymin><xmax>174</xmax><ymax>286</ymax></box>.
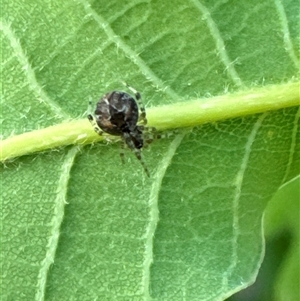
<box><xmin>88</xmin><ymin>83</ymin><xmax>154</xmax><ymax>177</ymax></box>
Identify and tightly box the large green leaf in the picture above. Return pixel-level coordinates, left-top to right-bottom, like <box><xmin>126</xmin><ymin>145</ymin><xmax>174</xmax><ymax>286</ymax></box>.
<box><xmin>264</xmin><ymin>177</ymin><xmax>300</xmax><ymax>301</ymax></box>
<box><xmin>1</xmin><ymin>0</ymin><xmax>299</xmax><ymax>300</ymax></box>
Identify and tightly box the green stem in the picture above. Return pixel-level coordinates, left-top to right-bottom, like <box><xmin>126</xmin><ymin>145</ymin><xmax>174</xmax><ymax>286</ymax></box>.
<box><xmin>1</xmin><ymin>82</ymin><xmax>299</xmax><ymax>161</ymax></box>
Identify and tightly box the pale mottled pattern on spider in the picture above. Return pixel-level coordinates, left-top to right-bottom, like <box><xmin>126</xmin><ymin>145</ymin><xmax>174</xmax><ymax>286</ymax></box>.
<box><xmin>88</xmin><ymin>83</ymin><xmax>156</xmax><ymax>177</ymax></box>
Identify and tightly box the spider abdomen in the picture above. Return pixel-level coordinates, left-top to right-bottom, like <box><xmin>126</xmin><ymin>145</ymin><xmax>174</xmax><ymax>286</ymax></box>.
<box><xmin>95</xmin><ymin>91</ymin><xmax>139</xmax><ymax>136</ymax></box>
<box><xmin>88</xmin><ymin>84</ymin><xmax>151</xmax><ymax>176</ymax></box>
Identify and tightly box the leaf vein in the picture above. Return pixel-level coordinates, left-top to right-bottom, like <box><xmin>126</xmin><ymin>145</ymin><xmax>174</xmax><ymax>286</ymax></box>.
<box><xmin>190</xmin><ymin>0</ymin><xmax>244</xmax><ymax>87</ymax></box>
<box><xmin>35</xmin><ymin>147</ymin><xmax>79</xmax><ymax>301</ymax></box>
<box><xmin>274</xmin><ymin>0</ymin><xmax>300</xmax><ymax>68</ymax></box>
<box><xmin>222</xmin><ymin>113</ymin><xmax>268</xmax><ymax>289</ymax></box>
<box><xmin>142</xmin><ymin>132</ymin><xmax>187</xmax><ymax>299</ymax></box>
<box><xmin>281</xmin><ymin>106</ymin><xmax>300</xmax><ymax>185</ymax></box>
<box><xmin>0</xmin><ymin>20</ymin><xmax>70</xmax><ymax>120</ymax></box>
<box><xmin>78</xmin><ymin>0</ymin><xmax>180</xmax><ymax>100</ymax></box>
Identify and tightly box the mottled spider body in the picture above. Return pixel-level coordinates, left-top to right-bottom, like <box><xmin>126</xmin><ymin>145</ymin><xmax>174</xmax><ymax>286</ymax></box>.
<box><xmin>94</xmin><ymin>91</ymin><xmax>143</xmax><ymax>149</ymax></box>
<box><xmin>88</xmin><ymin>84</ymin><xmax>151</xmax><ymax>176</ymax></box>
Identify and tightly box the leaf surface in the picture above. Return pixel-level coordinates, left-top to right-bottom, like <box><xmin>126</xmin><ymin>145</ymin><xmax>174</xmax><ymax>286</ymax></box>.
<box><xmin>1</xmin><ymin>0</ymin><xmax>299</xmax><ymax>300</ymax></box>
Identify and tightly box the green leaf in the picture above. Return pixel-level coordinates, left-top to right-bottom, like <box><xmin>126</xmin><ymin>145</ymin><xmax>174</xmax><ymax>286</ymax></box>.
<box><xmin>264</xmin><ymin>178</ymin><xmax>300</xmax><ymax>301</ymax></box>
<box><xmin>1</xmin><ymin>1</ymin><xmax>299</xmax><ymax>301</ymax></box>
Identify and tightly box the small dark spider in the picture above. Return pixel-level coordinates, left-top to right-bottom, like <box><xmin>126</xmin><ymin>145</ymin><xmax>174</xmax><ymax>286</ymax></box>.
<box><xmin>88</xmin><ymin>83</ymin><xmax>153</xmax><ymax>177</ymax></box>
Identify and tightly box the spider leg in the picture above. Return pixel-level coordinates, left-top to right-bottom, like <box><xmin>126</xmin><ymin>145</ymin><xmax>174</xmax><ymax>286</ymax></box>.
<box><xmin>122</xmin><ymin>82</ymin><xmax>147</xmax><ymax>125</ymax></box>
<box><xmin>142</xmin><ymin>126</ymin><xmax>180</xmax><ymax>149</ymax></box>
<box><xmin>119</xmin><ymin>139</ymin><xmax>126</xmax><ymax>164</ymax></box>
<box><xmin>123</xmin><ymin>132</ymin><xmax>150</xmax><ymax>177</ymax></box>
<box><xmin>139</xmin><ymin>126</ymin><xmax>160</xmax><ymax>147</ymax></box>
<box><xmin>87</xmin><ymin>101</ymin><xmax>103</xmax><ymax>135</ymax></box>
<box><xmin>133</xmin><ymin>148</ymin><xmax>150</xmax><ymax>177</ymax></box>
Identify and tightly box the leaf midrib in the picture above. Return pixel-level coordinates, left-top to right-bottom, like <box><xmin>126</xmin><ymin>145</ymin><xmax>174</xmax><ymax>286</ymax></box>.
<box><xmin>1</xmin><ymin>81</ymin><xmax>299</xmax><ymax>162</ymax></box>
